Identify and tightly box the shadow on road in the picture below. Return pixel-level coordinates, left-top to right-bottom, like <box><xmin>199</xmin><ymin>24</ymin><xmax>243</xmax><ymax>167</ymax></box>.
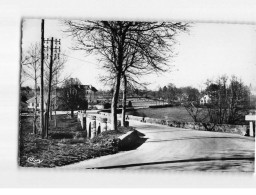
<box><xmin>144</xmin><ymin>130</ymin><xmax>192</xmax><ymax>133</ymax></box>
<box><xmin>118</xmin><ymin>130</ymin><xmax>148</xmax><ymax>151</ymax></box>
<box><xmin>147</xmin><ymin>136</ymin><xmax>254</xmax><ymax>143</ymax></box>
<box><xmin>91</xmin><ymin>156</ymin><xmax>255</xmax><ymax>170</ymax></box>
<box><xmin>123</xmin><ymin>137</ymin><xmax>148</xmax><ymax>151</ymax></box>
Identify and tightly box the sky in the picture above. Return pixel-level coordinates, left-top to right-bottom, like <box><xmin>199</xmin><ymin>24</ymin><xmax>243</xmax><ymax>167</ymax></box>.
<box><xmin>21</xmin><ymin>19</ymin><xmax>256</xmax><ymax>93</ymax></box>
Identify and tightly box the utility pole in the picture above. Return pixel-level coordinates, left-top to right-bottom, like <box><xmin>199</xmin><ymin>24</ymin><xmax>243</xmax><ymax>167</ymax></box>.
<box><xmin>33</xmin><ymin>58</ymin><xmax>38</xmax><ymax>135</ymax></box>
<box><xmin>40</xmin><ymin>19</ymin><xmax>45</xmax><ymax>138</ymax></box>
<box><xmin>44</xmin><ymin>37</ymin><xmax>61</xmax><ymax>138</ymax></box>
<box><xmin>55</xmin><ymin>70</ymin><xmax>57</xmax><ymax>127</ymax></box>
<box><xmin>45</xmin><ymin>37</ymin><xmax>54</xmax><ymax>138</ymax></box>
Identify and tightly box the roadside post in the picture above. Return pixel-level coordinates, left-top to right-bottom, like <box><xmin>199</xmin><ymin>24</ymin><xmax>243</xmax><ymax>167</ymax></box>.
<box><xmin>245</xmin><ymin>113</ymin><xmax>256</xmax><ymax>137</ymax></box>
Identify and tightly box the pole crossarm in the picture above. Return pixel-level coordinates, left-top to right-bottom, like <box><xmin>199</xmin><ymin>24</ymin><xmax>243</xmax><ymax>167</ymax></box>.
<box><xmin>44</xmin><ymin>38</ymin><xmax>61</xmax><ymax>59</ymax></box>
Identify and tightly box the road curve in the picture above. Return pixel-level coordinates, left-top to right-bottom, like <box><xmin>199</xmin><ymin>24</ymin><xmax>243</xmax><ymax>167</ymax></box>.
<box><xmin>61</xmin><ymin>120</ymin><xmax>255</xmax><ymax>172</ymax></box>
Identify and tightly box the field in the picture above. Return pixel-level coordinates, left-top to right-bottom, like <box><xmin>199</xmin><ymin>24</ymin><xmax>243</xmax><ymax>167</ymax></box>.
<box><xmin>127</xmin><ymin>106</ymin><xmax>196</xmax><ymax>122</ymax></box>
<box><xmin>127</xmin><ymin>106</ymin><xmax>250</xmax><ymax>125</ymax></box>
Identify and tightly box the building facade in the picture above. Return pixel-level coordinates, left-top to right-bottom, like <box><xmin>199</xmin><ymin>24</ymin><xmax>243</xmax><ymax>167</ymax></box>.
<box><xmin>200</xmin><ymin>94</ymin><xmax>211</xmax><ymax>105</ymax></box>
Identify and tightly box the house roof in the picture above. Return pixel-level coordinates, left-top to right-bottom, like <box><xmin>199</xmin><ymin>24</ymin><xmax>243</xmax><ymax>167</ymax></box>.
<box><xmin>20</xmin><ymin>101</ymin><xmax>28</xmax><ymax>106</ymax></box>
<box><xmin>74</xmin><ymin>84</ymin><xmax>98</xmax><ymax>92</ymax></box>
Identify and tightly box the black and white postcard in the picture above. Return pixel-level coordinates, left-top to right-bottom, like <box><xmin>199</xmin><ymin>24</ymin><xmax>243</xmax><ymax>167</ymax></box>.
<box><xmin>19</xmin><ymin>18</ymin><xmax>255</xmax><ymax>172</ymax></box>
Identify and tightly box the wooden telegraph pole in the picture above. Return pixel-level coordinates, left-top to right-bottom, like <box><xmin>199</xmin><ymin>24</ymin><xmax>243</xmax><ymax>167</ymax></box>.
<box><xmin>45</xmin><ymin>37</ymin><xmax>54</xmax><ymax>138</ymax></box>
<box><xmin>44</xmin><ymin>37</ymin><xmax>61</xmax><ymax>138</ymax></box>
<box><xmin>40</xmin><ymin>19</ymin><xmax>45</xmax><ymax>138</ymax></box>
<box><xmin>55</xmin><ymin>71</ymin><xmax>57</xmax><ymax>127</ymax></box>
<box><xmin>40</xmin><ymin>19</ymin><xmax>61</xmax><ymax>139</ymax></box>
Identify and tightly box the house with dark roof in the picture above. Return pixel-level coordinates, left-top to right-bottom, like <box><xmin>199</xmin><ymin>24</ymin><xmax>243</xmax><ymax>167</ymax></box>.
<box><xmin>74</xmin><ymin>84</ymin><xmax>98</xmax><ymax>103</ymax></box>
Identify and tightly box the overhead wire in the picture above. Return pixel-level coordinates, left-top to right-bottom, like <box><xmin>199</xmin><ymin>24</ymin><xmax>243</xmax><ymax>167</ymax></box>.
<box><xmin>60</xmin><ymin>53</ymin><xmax>99</xmax><ymax>66</ymax></box>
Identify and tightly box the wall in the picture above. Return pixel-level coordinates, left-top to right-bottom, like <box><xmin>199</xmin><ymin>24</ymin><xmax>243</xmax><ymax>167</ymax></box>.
<box><xmin>99</xmin><ymin>111</ymin><xmax>249</xmax><ymax>136</ymax></box>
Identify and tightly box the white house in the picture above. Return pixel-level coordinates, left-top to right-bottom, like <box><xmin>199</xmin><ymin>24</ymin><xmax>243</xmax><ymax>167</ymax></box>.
<box><xmin>26</xmin><ymin>95</ymin><xmax>57</xmax><ymax>111</ymax></box>
<box><xmin>200</xmin><ymin>94</ymin><xmax>211</xmax><ymax>105</ymax></box>
<box><xmin>27</xmin><ymin>95</ymin><xmax>44</xmax><ymax>111</ymax></box>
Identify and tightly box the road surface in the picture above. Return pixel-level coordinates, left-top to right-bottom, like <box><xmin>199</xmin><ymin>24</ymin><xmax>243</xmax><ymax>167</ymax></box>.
<box><xmin>61</xmin><ymin>120</ymin><xmax>255</xmax><ymax>172</ymax></box>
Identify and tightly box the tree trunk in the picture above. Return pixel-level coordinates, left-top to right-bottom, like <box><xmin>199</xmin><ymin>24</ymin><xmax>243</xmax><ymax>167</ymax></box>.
<box><xmin>54</xmin><ymin>74</ymin><xmax>57</xmax><ymax>127</ymax></box>
<box><xmin>50</xmin><ymin>103</ymin><xmax>53</xmax><ymax>120</ymax></box>
<box><xmin>121</xmin><ymin>75</ymin><xmax>127</xmax><ymax>126</ymax></box>
<box><xmin>44</xmin><ymin>111</ymin><xmax>47</xmax><ymax>136</ymax></box>
<box><xmin>40</xmin><ymin>19</ymin><xmax>45</xmax><ymax>138</ymax></box>
<box><xmin>55</xmin><ymin>107</ymin><xmax>57</xmax><ymax>127</ymax></box>
<box><xmin>71</xmin><ymin>109</ymin><xmax>74</xmax><ymax>118</ymax></box>
<box><xmin>111</xmin><ymin>72</ymin><xmax>121</xmax><ymax>131</ymax></box>
<box><xmin>33</xmin><ymin>79</ymin><xmax>37</xmax><ymax>134</ymax></box>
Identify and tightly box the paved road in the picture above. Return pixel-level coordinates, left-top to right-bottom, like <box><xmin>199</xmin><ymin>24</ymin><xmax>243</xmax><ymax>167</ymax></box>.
<box><xmin>61</xmin><ymin>120</ymin><xmax>255</xmax><ymax>172</ymax></box>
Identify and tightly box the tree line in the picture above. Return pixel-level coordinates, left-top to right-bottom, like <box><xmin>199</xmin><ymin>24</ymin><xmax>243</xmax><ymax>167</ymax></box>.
<box><xmin>126</xmin><ymin>84</ymin><xmax>200</xmax><ymax>103</ymax></box>
<box><xmin>185</xmin><ymin>75</ymin><xmax>254</xmax><ymax>125</ymax></box>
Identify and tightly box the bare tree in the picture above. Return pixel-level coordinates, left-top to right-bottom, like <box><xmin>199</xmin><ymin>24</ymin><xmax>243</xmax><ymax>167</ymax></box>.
<box><xmin>51</xmin><ymin>54</ymin><xmax>69</xmax><ymax>126</ymax></box>
<box><xmin>22</xmin><ymin>43</ymin><xmax>41</xmax><ymax>134</ymax></box>
<box><xmin>20</xmin><ymin>54</ymin><xmax>30</xmax><ymax>87</ymax></box>
<box><xmin>64</xmin><ymin>20</ymin><xmax>188</xmax><ymax>130</ymax></box>
<box><xmin>99</xmin><ymin>61</ymin><xmax>152</xmax><ymax>127</ymax></box>
<box><xmin>227</xmin><ymin>76</ymin><xmax>250</xmax><ymax>124</ymax></box>
<box><xmin>184</xmin><ymin>102</ymin><xmax>208</xmax><ymax>123</ymax></box>
<box><xmin>44</xmin><ymin>50</ymin><xmax>68</xmax><ymax>135</ymax></box>
<box><xmin>44</xmin><ymin>53</ymin><xmax>68</xmax><ymax>117</ymax></box>
<box><xmin>44</xmin><ymin>53</ymin><xmax>68</xmax><ymax>89</ymax></box>
<box><xmin>198</xmin><ymin>75</ymin><xmax>251</xmax><ymax>126</ymax></box>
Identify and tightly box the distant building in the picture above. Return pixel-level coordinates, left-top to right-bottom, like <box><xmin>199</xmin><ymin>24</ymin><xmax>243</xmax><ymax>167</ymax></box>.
<box><xmin>26</xmin><ymin>95</ymin><xmax>57</xmax><ymax>112</ymax></box>
<box><xmin>26</xmin><ymin>95</ymin><xmax>44</xmax><ymax>111</ymax></box>
<box><xmin>85</xmin><ymin>85</ymin><xmax>98</xmax><ymax>103</ymax></box>
<box><xmin>26</xmin><ymin>84</ymin><xmax>98</xmax><ymax>112</ymax></box>
<box><xmin>74</xmin><ymin>84</ymin><xmax>98</xmax><ymax>103</ymax></box>
<box><xmin>200</xmin><ymin>94</ymin><xmax>211</xmax><ymax>105</ymax></box>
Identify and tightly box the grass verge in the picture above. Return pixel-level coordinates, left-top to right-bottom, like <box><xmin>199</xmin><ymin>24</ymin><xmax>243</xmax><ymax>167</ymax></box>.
<box><xmin>19</xmin><ymin>114</ymin><xmax>133</xmax><ymax>168</ymax></box>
